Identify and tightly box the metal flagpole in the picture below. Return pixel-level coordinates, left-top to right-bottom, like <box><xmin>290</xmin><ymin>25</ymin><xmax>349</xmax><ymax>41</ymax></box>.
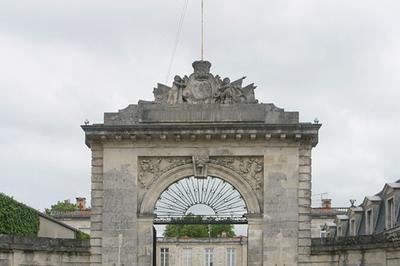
<box><xmin>201</xmin><ymin>0</ymin><xmax>204</xmax><ymax>60</ymax></box>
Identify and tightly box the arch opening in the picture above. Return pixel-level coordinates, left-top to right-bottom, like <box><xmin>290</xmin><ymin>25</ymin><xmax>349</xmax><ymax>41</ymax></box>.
<box><xmin>154</xmin><ymin>176</ymin><xmax>248</xmax><ymax>224</ymax></box>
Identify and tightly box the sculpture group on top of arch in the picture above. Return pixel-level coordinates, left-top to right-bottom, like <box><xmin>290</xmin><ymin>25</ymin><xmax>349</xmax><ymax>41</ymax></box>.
<box><xmin>153</xmin><ymin>61</ymin><xmax>258</xmax><ymax>104</ymax></box>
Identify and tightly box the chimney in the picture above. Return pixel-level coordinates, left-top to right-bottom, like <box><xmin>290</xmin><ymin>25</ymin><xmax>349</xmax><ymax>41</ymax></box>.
<box><xmin>76</xmin><ymin>197</ymin><xmax>86</xmax><ymax>210</ymax></box>
<box><xmin>321</xmin><ymin>198</ymin><xmax>332</xmax><ymax>209</ymax></box>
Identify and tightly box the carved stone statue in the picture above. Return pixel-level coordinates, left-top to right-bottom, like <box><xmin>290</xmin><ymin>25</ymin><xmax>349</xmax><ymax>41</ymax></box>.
<box><xmin>167</xmin><ymin>75</ymin><xmax>186</xmax><ymax>104</ymax></box>
<box><xmin>153</xmin><ymin>61</ymin><xmax>258</xmax><ymax>104</ymax></box>
<box><xmin>214</xmin><ymin>77</ymin><xmax>247</xmax><ymax>104</ymax></box>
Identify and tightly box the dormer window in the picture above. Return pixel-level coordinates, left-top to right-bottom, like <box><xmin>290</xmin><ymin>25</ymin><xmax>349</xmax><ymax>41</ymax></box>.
<box><xmin>366</xmin><ymin>209</ymin><xmax>373</xmax><ymax>234</ymax></box>
<box><xmin>350</xmin><ymin>219</ymin><xmax>356</xmax><ymax>236</ymax></box>
<box><xmin>337</xmin><ymin>225</ymin><xmax>342</xmax><ymax>237</ymax></box>
<box><xmin>386</xmin><ymin>197</ymin><xmax>394</xmax><ymax>229</ymax></box>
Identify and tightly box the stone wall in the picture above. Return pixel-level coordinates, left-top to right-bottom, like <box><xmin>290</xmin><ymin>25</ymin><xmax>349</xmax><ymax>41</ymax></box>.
<box><xmin>0</xmin><ymin>235</ymin><xmax>90</xmax><ymax>266</ymax></box>
<box><xmin>37</xmin><ymin>216</ymin><xmax>76</xmax><ymax>239</ymax></box>
<box><xmin>310</xmin><ymin>234</ymin><xmax>400</xmax><ymax>265</ymax></box>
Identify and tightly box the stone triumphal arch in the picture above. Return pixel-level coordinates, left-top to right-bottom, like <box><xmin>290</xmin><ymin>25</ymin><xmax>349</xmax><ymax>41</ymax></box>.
<box><xmin>82</xmin><ymin>61</ymin><xmax>320</xmax><ymax>265</ymax></box>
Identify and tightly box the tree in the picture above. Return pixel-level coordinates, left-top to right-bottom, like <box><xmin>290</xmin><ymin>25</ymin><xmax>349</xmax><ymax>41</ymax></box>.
<box><xmin>210</xmin><ymin>224</ymin><xmax>235</xmax><ymax>238</ymax></box>
<box><xmin>163</xmin><ymin>215</ymin><xmax>236</xmax><ymax>238</ymax></box>
<box><xmin>45</xmin><ymin>199</ymin><xmax>76</xmax><ymax>215</ymax></box>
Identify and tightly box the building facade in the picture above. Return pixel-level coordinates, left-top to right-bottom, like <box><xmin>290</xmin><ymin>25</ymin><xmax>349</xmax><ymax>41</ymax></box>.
<box><xmin>51</xmin><ymin>198</ymin><xmax>91</xmax><ymax>235</ymax></box>
<box><xmin>326</xmin><ymin>180</ymin><xmax>400</xmax><ymax>238</ymax></box>
<box><xmin>156</xmin><ymin>237</ymin><xmax>247</xmax><ymax>266</ymax></box>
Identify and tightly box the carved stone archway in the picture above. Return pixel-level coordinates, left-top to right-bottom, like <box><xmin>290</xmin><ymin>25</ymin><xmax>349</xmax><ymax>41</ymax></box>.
<box><xmin>140</xmin><ymin>163</ymin><xmax>261</xmax><ymax>216</ymax></box>
<box><xmin>83</xmin><ymin>60</ymin><xmax>320</xmax><ymax>266</ymax></box>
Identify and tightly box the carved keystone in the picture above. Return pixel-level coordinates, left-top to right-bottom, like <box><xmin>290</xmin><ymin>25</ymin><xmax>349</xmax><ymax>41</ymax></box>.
<box><xmin>193</xmin><ymin>155</ymin><xmax>209</xmax><ymax>178</ymax></box>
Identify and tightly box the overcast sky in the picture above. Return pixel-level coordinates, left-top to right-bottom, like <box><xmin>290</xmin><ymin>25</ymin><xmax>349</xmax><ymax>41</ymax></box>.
<box><xmin>1</xmin><ymin>0</ymin><xmax>399</xmax><ymax>212</ymax></box>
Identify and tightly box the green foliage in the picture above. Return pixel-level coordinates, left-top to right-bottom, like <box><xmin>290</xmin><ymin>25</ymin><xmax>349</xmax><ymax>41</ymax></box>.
<box><xmin>45</xmin><ymin>199</ymin><xmax>76</xmax><ymax>215</ymax></box>
<box><xmin>0</xmin><ymin>193</ymin><xmax>39</xmax><ymax>237</ymax></box>
<box><xmin>76</xmin><ymin>230</ymin><xmax>90</xmax><ymax>240</ymax></box>
<box><xmin>163</xmin><ymin>215</ymin><xmax>236</xmax><ymax>238</ymax></box>
<box><xmin>210</xmin><ymin>224</ymin><xmax>235</xmax><ymax>238</ymax></box>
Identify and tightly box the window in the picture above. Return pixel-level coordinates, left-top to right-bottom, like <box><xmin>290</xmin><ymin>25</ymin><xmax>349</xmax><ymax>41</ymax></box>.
<box><xmin>337</xmin><ymin>226</ymin><xmax>342</xmax><ymax>237</ymax></box>
<box><xmin>183</xmin><ymin>248</ymin><xmax>192</xmax><ymax>266</ymax></box>
<box><xmin>160</xmin><ymin>248</ymin><xmax>169</xmax><ymax>266</ymax></box>
<box><xmin>366</xmin><ymin>209</ymin><xmax>373</xmax><ymax>234</ymax></box>
<box><xmin>350</xmin><ymin>219</ymin><xmax>356</xmax><ymax>236</ymax></box>
<box><xmin>386</xmin><ymin>198</ymin><xmax>394</xmax><ymax>229</ymax></box>
<box><xmin>205</xmin><ymin>248</ymin><xmax>214</xmax><ymax>266</ymax></box>
<box><xmin>227</xmin><ymin>248</ymin><xmax>236</xmax><ymax>266</ymax></box>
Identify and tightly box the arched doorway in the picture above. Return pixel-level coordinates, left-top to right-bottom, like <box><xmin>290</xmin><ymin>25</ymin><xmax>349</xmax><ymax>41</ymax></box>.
<box><xmin>153</xmin><ymin>176</ymin><xmax>248</xmax><ymax>266</ymax></box>
<box><xmin>139</xmin><ymin>163</ymin><xmax>262</xmax><ymax>266</ymax></box>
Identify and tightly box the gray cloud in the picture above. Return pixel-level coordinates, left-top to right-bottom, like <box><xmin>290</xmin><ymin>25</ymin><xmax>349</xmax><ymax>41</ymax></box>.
<box><xmin>0</xmin><ymin>0</ymin><xmax>399</xmax><ymax>210</ymax></box>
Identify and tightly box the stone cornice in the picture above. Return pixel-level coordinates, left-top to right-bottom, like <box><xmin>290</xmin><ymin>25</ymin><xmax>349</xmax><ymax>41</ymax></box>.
<box><xmin>82</xmin><ymin>123</ymin><xmax>321</xmax><ymax>148</ymax></box>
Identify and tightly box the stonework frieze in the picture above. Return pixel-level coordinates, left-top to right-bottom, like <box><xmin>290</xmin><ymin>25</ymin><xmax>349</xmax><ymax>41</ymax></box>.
<box><xmin>138</xmin><ymin>155</ymin><xmax>264</xmax><ymax>203</ymax></box>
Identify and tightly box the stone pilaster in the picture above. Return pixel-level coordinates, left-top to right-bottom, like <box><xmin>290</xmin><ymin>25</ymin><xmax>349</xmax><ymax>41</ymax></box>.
<box><xmin>247</xmin><ymin>215</ymin><xmax>263</xmax><ymax>266</ymax></box>
<box><xmin>298</xmin><ymin>144</ymin><xmax>312</xmax><ymax>265</ymax></box>
<box><xmin>90</xmin><ymin>142</ymin><xmax>103</xmax><ymax>265</ymax></box>
<box><xmin>137</xmin><ymin>216</ymin><xmax>154</xmax><ymax>265</ymax></box>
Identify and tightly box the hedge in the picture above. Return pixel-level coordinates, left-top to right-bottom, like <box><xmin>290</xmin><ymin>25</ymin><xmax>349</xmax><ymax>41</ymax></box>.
<box><xmin>76</xmin><ymin>230</ymin><xmax>90</xmax><ymax>240</ymax></box>
<box><xmin>0</xmin><ymin>193</ymin><xmax>39</xmax><ymax>236</ymax></box>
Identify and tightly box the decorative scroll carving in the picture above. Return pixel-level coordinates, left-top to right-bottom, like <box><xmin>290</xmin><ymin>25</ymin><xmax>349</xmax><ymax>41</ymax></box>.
<box><xmin>138</xmin><ymin>156</ymin><xmax>263</xmax><ymax>203</ymax></box>
<box><xmin>209</xmin><ymin>156</ymin><xmax>264</xmax><ymax>192</ymax></box>
<box><xmin>153</xmin><ymin>61</ymin><xmax>258</xmax><ymax>104</ymax></box>
<box><xmin>138</xmin><ymin>157</ymin><xmax>191</xmax><ymax>189</ymax></box>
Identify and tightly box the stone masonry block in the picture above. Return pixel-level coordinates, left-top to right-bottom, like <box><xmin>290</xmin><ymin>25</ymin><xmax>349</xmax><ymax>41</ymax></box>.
<box><xmin>299</xmin><ymin>181</ymin><xmax>311</xmax><ymax>190</ymax></box>
<box><xmin>91</xmin><ymin>190</ymin><xmax>103</xmax><ymax>198</ymax></box>
<box><xmin>91</xmin><ymin>246</ymin><xmax>102</xmax><ymax>255</ymax></box>
<box><xmin>299</xmin><ymin>214</ymin><xmax>311</xmax><ymax>222</ymax></box>
<box><xmin>298</xmin><ymin>189</ymin><xmax>311</xmax><ymax>198</ymax></box>
<box><xmin>91</xmin><ymin>199</ymin><xmax>103</xmax><ymax>207</ymax></box>
<box><xmin>92</xmin><ymin>167</ymin><xmax>103</xmax><ymax>175</ymax></box>
<box><xmin>299</xmin><ymin>197</ymin><xmax>311</xmax><ymax>206</ymax></box>
<box><xmin>298</xmin><ymin>246</ymin><xmax>311</xmax><ymax>255</ymax></box>
<box><xmin>91</xmin><ymin>222</ymin><xmax>102</xmax><ymax>231</ymax></box>
<box><xmin>299</xmin><ymin>148</ymin><xmax>312</xmax><ymax>157</ymax></box>
<box><xmin>91</xmin><ymin>206</ymin><xmax>102</xmax><ymax>215</ymax></box>
<box><xmin>92</xmin><ymin>174</ymin><xmax>103</xmax><ymax>182</ymax></box>
<box><xmin>92</xmin><ymin>150</ymin><xmax>104</xmax><ymax>158</ymax></box>
<box><xmin>91</xmin><ymin>182</ymin><xmax>103</xmax><ymax>190</ymax></box>
<box><xmin>299</xmin><ymin>206</ymin><xmax>311</xmax><ymax>214</ymax></box>
<box><xmin>90</xmin><ymin>230</ymin><xmax>102</xmax><ymax>238</ymax></box>
<box><xmin>299</xmin><ymin>156</ymin><xmax>311</xmax><ymax>166</ymax></box>
<box><xmin>91</xmin><ymin>214</ymin><xmax>102</xmax><ymax>223</ymax></box>
<box><xmin>90</xmin><ymin>238</ymin><xmax>102</xmax><ymax>247</ymax></box>
<box><xmin>90</xmin><ymin>254</ymin><xmax>102</xmax><ymax>263</ymax></box>
<box><xmin>298</xmin><ymin>229</ymin><xmax>311</xmax><ymax>238</ymax></box>
<box><xmin>299</xmin><ymin>222</ymin><xmax>311</xmax><ymax>230</ymax></box>
<box><xmin>299</xmin><ymin>165</ymin><xmax>311</xmax><ymax>174</ymax></box>
<box><xmin>299</xmin><ymin>173</ymin><xmax>311</xmax><ymax>181</ymax></box>
<box><xmin>92</xmin><ymin>158</ymin><xmax>103</xmax><ymax>167</ymax></box>
<box><xmin>298</xmin><ymin>238</ymin><xmax>311</xmax><ymax>246</ymax></box>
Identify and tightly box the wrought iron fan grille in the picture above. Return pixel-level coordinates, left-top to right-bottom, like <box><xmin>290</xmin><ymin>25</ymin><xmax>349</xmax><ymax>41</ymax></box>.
<box><xmin>154</xmin><ymin>176</ymin><xmax>247</xmax><ymax>224</ymax></box>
